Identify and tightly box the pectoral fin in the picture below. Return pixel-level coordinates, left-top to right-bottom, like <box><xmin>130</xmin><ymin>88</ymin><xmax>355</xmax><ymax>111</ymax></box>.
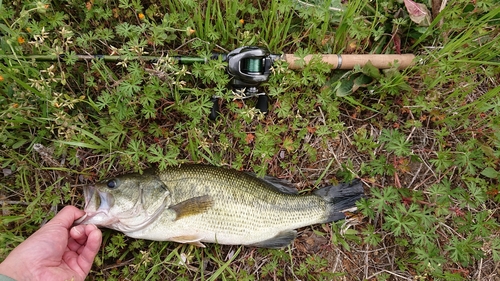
<box><xmin>170</xmin><ymin>195</ymin><xmax>214</xmax><ymax>221</ymax></box>
<box><xmin>248</xmin><ymin>230</ymin><xmax>297</xmax><ymax>248</ymax></box>
<box><xmin>170</xmin><ymin>235</ymin><xmax>206</xmax><ymax>248</ymax></box>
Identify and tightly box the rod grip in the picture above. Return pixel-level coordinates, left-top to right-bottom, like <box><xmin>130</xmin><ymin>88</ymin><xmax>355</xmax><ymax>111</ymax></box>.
<box><xmin>284</xmin><ymin>54</ymin><xmax>416</xmax><ymax>70</ymax></box>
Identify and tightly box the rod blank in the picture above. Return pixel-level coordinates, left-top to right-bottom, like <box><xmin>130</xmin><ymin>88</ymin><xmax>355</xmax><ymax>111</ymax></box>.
<box><xmin>2</xmin><ymin>53</ymin><xmax>417</xmax><ymax>70</ymax></box>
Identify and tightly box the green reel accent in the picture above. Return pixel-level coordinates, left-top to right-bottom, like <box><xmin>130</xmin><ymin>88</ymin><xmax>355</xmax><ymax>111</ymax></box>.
<box><xmin>243</xmin><ymin>58</ymin><xmax>263</xmax><ymax>74</ymax></box>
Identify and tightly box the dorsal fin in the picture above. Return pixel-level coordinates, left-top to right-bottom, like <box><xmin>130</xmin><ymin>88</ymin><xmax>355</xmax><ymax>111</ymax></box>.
<box><xmin>261</xmin><ymin>175</ymin><xmax>299</xmax><ymax>194</ymax></box>
<box><xmin>245</xmin><ymin>173</ymin><xmax>298</xmax><ymax>194</ymax></box>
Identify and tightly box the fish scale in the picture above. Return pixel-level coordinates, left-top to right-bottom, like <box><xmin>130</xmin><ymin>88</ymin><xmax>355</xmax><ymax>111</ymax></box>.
<box><xmin>76</xmin><ymin>164</ymin><xmax>364</xmax><ymax>248</ymax></box>
<box><xmin>160</xmin><ymin>165</ymin><xmax>327</xmax><ymax>228</ymax></box>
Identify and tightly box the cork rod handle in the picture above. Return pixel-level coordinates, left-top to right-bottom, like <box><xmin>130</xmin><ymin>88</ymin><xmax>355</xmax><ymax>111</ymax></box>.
<box><xmin>284</xmin><ymin>54</ymin><xmax>416</xmax><ymax>70</ymax></box>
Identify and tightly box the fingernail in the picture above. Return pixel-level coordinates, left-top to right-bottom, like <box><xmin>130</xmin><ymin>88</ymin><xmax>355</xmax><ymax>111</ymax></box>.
<box><xmin>72</xmin><ymin>226</ymin><xmax>82</xmax><ymax>235</ymax></box>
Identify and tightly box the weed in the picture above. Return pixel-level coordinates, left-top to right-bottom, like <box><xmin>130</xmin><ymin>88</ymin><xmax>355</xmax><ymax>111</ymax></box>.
<box><xmin>1</xmin><ymin>0</ymin><xmax>499</xmax><ymax>280</ymax></box>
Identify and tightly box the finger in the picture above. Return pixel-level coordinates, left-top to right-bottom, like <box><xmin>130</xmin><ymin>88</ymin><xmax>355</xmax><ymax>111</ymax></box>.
<box><xmin>77</xmin><ymin>227</ymin><xmax>102</xmax><ymax>274</ymax></box>
<box><xmin>68</xmin><ymin>225</ymin><xmax>88</xmax><ymax>252</ymax></box>
<box><xmin>68</xmin><ymin>225</ymin><xmax>100</xmax><ymax>252</ymax></box>
<box><xmin>45</xmin><ymin>206</ymin><xmax>85</xmax><ymax>229</ymax></box>
<box><xmin>69</xmin><ymin>225</ymin><xmax>90</xmax><ymax>242</ymax></box>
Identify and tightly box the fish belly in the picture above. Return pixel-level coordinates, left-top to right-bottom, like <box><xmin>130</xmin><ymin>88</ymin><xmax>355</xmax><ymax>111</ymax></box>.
<box><xmin>129</xmin><ymin>194</ymin><xmax>327</xmax><ymax>246</ymax></box>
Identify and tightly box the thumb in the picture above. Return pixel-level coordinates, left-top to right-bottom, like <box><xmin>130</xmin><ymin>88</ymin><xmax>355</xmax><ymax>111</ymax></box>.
<box><xmin>46</xmin><ymin>206</ymin><xmax>85</xmax><ymax>229</ymax></box>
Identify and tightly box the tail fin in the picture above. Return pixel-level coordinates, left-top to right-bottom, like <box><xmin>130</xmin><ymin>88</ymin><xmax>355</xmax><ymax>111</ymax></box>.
<box><xmin>313</xmin><ymin>179</ymin><xmax>365</xmax><ymax>223</ymax></box>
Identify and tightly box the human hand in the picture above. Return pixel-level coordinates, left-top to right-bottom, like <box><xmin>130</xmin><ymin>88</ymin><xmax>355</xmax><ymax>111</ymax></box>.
<box><xmin>0</xmin><ymin>206</ymin><xmax>102</xmax><ymax>281</ymax></box>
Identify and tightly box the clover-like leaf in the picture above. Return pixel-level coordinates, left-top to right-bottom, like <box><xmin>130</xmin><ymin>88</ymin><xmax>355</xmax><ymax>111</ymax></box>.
<box><xmin>404</xmin><ymin>0</ymin><xmax>432</xmax><ymax>26</ymax></box>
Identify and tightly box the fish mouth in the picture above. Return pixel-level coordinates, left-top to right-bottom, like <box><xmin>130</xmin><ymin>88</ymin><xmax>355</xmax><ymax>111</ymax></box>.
<box><xmin>75</xmin><ymin>185</ymin><xmax>118</xmax><ymax>226</ymax></box>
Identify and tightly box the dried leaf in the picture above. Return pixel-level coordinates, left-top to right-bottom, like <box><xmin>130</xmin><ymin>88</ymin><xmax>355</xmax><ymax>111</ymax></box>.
<box><xmin>393</xmin><ymin>33</ymin><xmax>402</xmax><ymax>54</ymax></box>
<box><xmin>245</xmin><ymin>133</ymin><xmax>255</xmax><ymax>144</ymax></box>
<box><xmin>2</xmin><ymin>168</ymin><xmax>12</xmax><ymax>177</ymax></box>
<box><xmin>306</xmin><ymin>126</ymin><xmax>317</xmax><ymax>133</ymax></box>
<box><xmin>404</xmin><ymin>0</ymin><xmax>432</xmax><ymax>26</ymax></box>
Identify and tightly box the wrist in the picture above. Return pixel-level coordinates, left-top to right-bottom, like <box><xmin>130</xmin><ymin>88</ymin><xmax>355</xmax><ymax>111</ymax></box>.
<box><xmin>0</xmin><ymin>258</ymin><xmax>33</xmax><ymax>281</ymax></box>
<box><xmin>0</xmin><ymin>263</ymin><xmax>18</xmax><ymax>281</ymax></box>
<box><xmin>0</xmin><ymin>273</ymin><xmax>17</xmax><ymax>281</ymax></box>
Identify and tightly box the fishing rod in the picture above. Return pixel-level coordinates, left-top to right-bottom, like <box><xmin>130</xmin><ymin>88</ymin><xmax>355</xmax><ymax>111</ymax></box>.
<box><xmin>5</xmin><ymin>47</ymin><xmax>416</xmax><ymax>119</ymax></box>
<box><xmin>208</xmin><ymin>47</ymin><xmax>414</xmax><ymax>119</ymax></box>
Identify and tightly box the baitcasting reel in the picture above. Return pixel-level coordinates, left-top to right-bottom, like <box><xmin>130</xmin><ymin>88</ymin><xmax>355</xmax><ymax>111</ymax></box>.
<box><xmin>210</xmin><ymin>46</ymin><xmax>279</xmax><ymax>120</ymax></box>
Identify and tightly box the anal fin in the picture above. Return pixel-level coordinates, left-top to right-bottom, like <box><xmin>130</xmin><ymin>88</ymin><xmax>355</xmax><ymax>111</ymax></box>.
<box><xmin>248</xmin><ymin>230</ymin><xmax>297</xmax><ymax>249</ymax></box>
<box><xmin>170</xmin><ymin>235</ymin><xmax>206</xmax><ymax>248</ymax></box>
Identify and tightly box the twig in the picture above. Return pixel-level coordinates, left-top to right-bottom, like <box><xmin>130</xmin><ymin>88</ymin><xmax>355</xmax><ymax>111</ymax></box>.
<box><xmin>367</xmin><ymin>269</ymin><xmax>412</xmax><ymax>280</ymax></box>
<box><xmin>477</xmin><ymin>258</ymin><xmax>482</xmax><ymax>281</ymax></box>
<box><xmin>438</xmin><ymin>221</ymin><xmax>465</xmax><ymax>239</ymax></box>
<box><xmin>409</xmin><ymin>162</ymin><xmax>424</xmax><ymax>190</ymax></box>
<box><xmin>0</xmin><ymin>200</ymin><xmax>31</xmax><ymax>206</ymax></box>
<box><xmin>101</xmin><ymin>258</ymin><xmax>136</xmax><ymax>270</ymax></box>
<box><xmin>364</xmin><ymin>243</ymin><xmax>369</xmax><ymax>279</ymax></box>
<box><xmin>295</xmin><ymin>0</ymin><xmax>343</xmax><ymax>12</ymax></box>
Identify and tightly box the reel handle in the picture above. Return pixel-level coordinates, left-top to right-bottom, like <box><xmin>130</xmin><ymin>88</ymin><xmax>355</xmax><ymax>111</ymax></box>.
<box><xmin>209</xmin><ymin>97</ymin><xmax>220</xmax><ymax>120</ymax></box>
<box><xmin>256</xmin><ymin>95</ymin><xmax>268</xmax><ymax>114</ymax></box>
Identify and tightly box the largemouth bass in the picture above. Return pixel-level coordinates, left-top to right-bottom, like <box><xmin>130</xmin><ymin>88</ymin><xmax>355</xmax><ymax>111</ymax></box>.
<box><xmin>76</xmin><ymin>164</ymin><xmax>364</xmax><ymax>248</ymax></box>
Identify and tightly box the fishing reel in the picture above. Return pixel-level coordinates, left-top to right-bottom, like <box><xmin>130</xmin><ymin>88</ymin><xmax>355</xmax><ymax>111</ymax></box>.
<box><xmin>210</xmin><ymin>46</ymin><xmax>279</xmax><ymax>120</ymax></box>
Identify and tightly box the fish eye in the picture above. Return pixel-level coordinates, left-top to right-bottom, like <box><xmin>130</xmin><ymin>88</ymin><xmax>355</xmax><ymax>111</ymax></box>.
<box><xmin>106</xmin><ymin>179</ymin><xmax>117</xmax><ymax>189</ymax></box>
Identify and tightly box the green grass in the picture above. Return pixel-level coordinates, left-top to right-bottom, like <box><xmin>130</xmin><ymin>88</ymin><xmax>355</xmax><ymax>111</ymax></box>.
<box><xmin>1</xmin><ymin>0</ymin><xmax>499</xmax><ymax>280</ymax></box>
